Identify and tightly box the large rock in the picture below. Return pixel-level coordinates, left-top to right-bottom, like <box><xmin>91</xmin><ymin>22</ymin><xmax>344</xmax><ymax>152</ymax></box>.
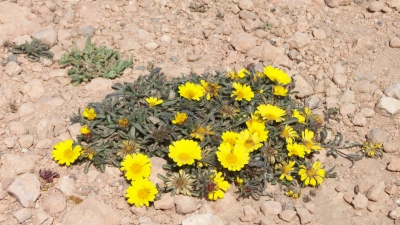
<box><xmin>174</xmin><ymin>195</ymin><xmax>200</xmax><ymax>214</ymax></box>
<box><xmin>366</xmin><ymin>128</ymin><xmax>389</xmax><ymax>144</ymax></box>
<box><xmin>32</xmin><ymin>28</ymin><xmax>58</xmax><ymax>46</ymax></box>
<box><xmin>61</xmin><ymin>197</ymin><xmax>120</xmax><ymax>225</ymax></box>
<box><xmin>182</xmin><ymin>213</ymin><xmax>224</xmax><ymax>225</ymax></box>
<box><xmin>385</xmin><ymin>83</ymin><xmax>400</xmax><ymax>100</ymax></box>
<box><xmin>230</xmin><ymin>33</ymin><xmax>257</xmax><ymax>54</ymax></box>
<box><xmin>375</xmin><ymin>97</ymin><xmax>400</xmax><ymax>116</ymax></box>
<box><xmin>0</xmin><ymin>2</ymin><xmax>40</xmax><ymax>42</ymax></box>
<box><xmin>247</xmin><ymin>42</ymin><xmax>285</xmax><ymax>62</ymax></box>
<box><xmin>8</xmin><ymin>173</ymin><xmax>41</xmax><ymax>207</ymax></box>
<box><xmin>21</xmin><ymin>79</ymin><xmax>45</xmax><ymax>102</ymax></box>
<box><xmin>387</xmin><ymin>158</ymin><xmax>400</xmax><ymax>172</ymax></box>
<box><xmin>287</xmin><ymin>32</ymin><xmax>311</xmax><ymax>49</ymax></box>
<box><xmin>0</xmin><ymin>154</ymin><xmax>35</xmax><ymax>179</ymax></box>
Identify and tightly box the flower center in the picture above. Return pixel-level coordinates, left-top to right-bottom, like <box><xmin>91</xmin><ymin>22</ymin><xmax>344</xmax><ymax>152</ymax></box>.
<box><xmin>281</xmin><ymin>130</ymin><xmax>289</xmax><ymax>138</ymax></box>
<box><xmin>226</xmin><ymin>153</ymin><xmax>237</xmax><ymax>164</ymax></box>
<box><xmin>130</xmin><ymin>163</ymin><xmax>142</xmax><ymax>174</ymax></box>
<box><xmin>237</xmin><ymin>90</ymin><xmax>245</xmax><ymax>99</ymax></box>
<box><xmin>125</xmin><ymin>146</ymin><xmax>134</xmax><ymax>153</ymax></box>
<box><xmin>137</xmin><ymin>188</ymin><xmax>149</xmax><ymax>199</ymax></box>
<box><xmin>175</xmin><ymin>177</ymin><xmax>186</xmax><ymax>187</ymax></box>
<box><xmin>304</xmin><ymin>140</ymin><xmax>313</xmax><ymax>149</ymax></box>
<box><xmin>178</xmin><ymin>153</ymin><xmax>190</xmax><ymax>161</ymax></box>
<box><xmin>64</xmin><ymin>149</ymin><xmax>74</xmax><ymax>159</ymax></box>
<box><xmin>283</xmin><ymin>166</ymin><xmax>291</xmax><ymax>174</ymax></box>
<box><xmin>306</xmin><ymin>168</ymin><xmax>316</xmax><ymax>177</ymax></box>
<box><xmin>186</xmin><ymin>90</ymin><xmax>196</xmax><ymax>99</ymax></box>
<box><xmin>265</xmin><ymin>113</ymin><xmax>277</xmax><ymax>120</ymax></box>
<box><xmin>244</xmin><ymin>139</ymin><xmax>255</xmax><ymax>148</ymax></box>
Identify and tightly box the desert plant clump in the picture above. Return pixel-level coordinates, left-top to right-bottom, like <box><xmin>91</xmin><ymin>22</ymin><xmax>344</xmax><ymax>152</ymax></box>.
<box><xmin>51</xmin><ymin>65</ymin><xmax>342</xmax><ymax>206</ymax></box>
<box><xmin>9</xmin><ymin>39</ymin><xmax>54</xmax><ymax>62</ymax></box>
<box><xmin>59</xmin><ymin>37</ymin><xmax>133</xmax><ymax>86</ymax></box>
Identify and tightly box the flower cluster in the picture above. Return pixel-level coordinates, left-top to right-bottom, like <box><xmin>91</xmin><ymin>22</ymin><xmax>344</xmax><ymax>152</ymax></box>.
<box><xmin>52</xmin><ymin>65</ymin><xmax>332</xmax><ymax>206</ymax></box>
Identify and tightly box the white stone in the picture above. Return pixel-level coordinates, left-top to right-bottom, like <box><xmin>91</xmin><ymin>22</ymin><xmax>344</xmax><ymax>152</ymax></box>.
<box><xmin>3</xmin><ymin>137</ymin><xmax>15</xmax><ymax>148</ymax></box>
<box><xmin>352</xmin><ymin>113</ymin><xmax>367</xmax><ymax>126</ymax></box>
<box><xmin>0</xmin><ymin>154</ymin><xmax>35</xmax><ymax>179</ymax></box>
<box><xmin>55</xmin><ymin>176</ymin><xmax>77</xmax><ymax>196</ymax></box>
<box><xmin>5</xmin><ymin>62</ymin><xmax>22</xmax><ymax>77</ymax></box>
<box><xmin>385</xmin><ymin>83</ymin><xmax>400</xmax><ymax>100</ymax></box>
<box><xmin>144</xmin><ymin>42</ymin><xmax>159</xmax><ymax>51</ymax></box>
<box><xmin>293</xmin><ymin>75</ymin><xmax>314</xmax><ymax>98</ymax></box>
<box><xmin>287</xmin><ymin>32</ymin><xmax>311</xmax><ymax>49</ymax></box>
<box><xmin>376</xmin><ymin>97</ymin><xmax>400</xmax><ymax>116</ymax></box>
<box><xmin>8</xmin><ymin>173</ymin><xmax>41</xmax><ymax>207</ymax></box>
<box><xmin>260</xmin><ymin>201</ymin><xmax>282</xmax><ymax>215</ymax></box>
<box><xmin>154</xmin><ymin>193</ymin><xmax>175</xmax><ymax>210</ymax></box>
<box><xmin>43</xmin><ymin>193</ymin><xmax>66</xmax><ymax>214</ymax></box>
<box><xmin>230</xmin><ymin>32</ymin><xmax>257</xmax><ymax>53</ymax></box>
<box><xmin>352</xmin><ymin>193</ymin><xmax>368</xmax><ymax>210</ymax></box>
<box><xmin>85</xmin><ymin>78</ymin><xmax>113</xmax><ymax>93</ymax></box>
<box><xmin>32</xmin><ymin>28</ymin><xmax>58</xmax><ymax>46</ymax></box>
<box><xmin>368</xmin><ymin>1</ymin><xmax>385</xmax><ymax>12</ymax></box>
<box><xmin>312</xmin><ymin>29</ymin><xmax>326</xmax><ymax>39</ymax></box>
<box><xmin>174</xmin><ymin>195</ymin><xmax>200</xmax><ymax>214</ymax></box>
<box><xmin>18</xmin><ymin>134</ymin><xmax>34</xmax><ymax>149</ymax></box>
<box><xmin>12</xmin><ymin>208</ymin><xmax>32</xmax><ymax>223</ymax></box>
<box><xmin>238</xmin><ymin>0</ymin><xmax>254</xmax><ymax>11</ymax></box>
<box><xmin>34</xmin><ymin>209</ymin><xmax>53</xmax><ymax>225</ymax></box>
<box><xmin>21</xmin><ymin>79</ymin><xmax>45</xmax><ymax>102</ymax></box>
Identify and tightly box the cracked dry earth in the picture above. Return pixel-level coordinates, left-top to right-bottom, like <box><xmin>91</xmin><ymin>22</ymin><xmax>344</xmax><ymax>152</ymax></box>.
<box><xmin>0</xmin><ymin>0</ymin><xmax>400</xmax><ymax>225</ymax></box>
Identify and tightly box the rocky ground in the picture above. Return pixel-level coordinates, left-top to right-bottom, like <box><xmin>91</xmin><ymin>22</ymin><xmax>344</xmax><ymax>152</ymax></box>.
<box><xmin>0</xmin><ymin>0</ymin><xmax>400</xmax><ymax>224</ymax></box>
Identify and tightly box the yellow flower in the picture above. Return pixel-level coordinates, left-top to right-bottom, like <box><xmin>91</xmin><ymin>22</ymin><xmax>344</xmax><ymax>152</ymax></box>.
<box><xmin>208</xmin><ymin>171</ymin><xmax>230</xmax><ymax>201</ymax></box>
<box><xmin>292</xmin><ymin>109</ymin><xmax>306</xmax><ymax>124</ymax></box>
<box><xmin>120</xmin><ymin>153</ymin><xmax>151</xmax><ymax>181</ymax></box>
<box><xmin>263</xmin><ymin>65</ymin><xmax>291</xmax><ymax>85</ymax></box>
<box><xmin>178</xmin><ymin>82</ymin><xmax>205</xmax><ymax>101</ymax></box>
<box><xmin>83</xmin><ymin>108</ymin><xmax>97</xmax><ymax>120</ymax></box>
<box><xmin>81</xmin><ymin>146</ymin><xmax>96</xmax><ymax>160</ymax></box>
<box><xmin>216</xmin><ymin>142</ymin><xmax>250</xmax><ymax>171</ymax></box>
<box><xmin>362</xmin><ymin>142</ymin><xmax>382</xmax><ymax>157</ymax></box>
<box><xmin>190</xmin><ymin>124</ymin><xmax>214</xmax><ymax>141</ymax></box>
<box><xmin>286</xmin><ymin>190</ymin><xmax>300</xmax><ymax>199</ymax></box>
<box><xmin>172</xmin><ymin>112</ymin><xmax>188</xmax><ymax>125</ymax></box>
<box><xmin>286</xmin><ymin>139</ymin><xmax>306</xmax><ymax>158</ymax></box>
<box><xmin>52</xmin><ymin>139</ymin><xmax>81</xmax><ymax>166</ymax></box>
<box><xmin>279</xmin><ymin>161</ymin><xmax>296</xmax><ymax>181</ymax></box>
<box><xmin>302</xmin><ymin>129</ymin><xmax>322</xmax><ymax>152</ymax></box>
<box><xmin>280</xmin><ymin>125</ymin><xmax>299</xmax><ymax>143</ymax></box>
<box><xmin>237</xmin><ymin>68</ymin><xmax>249</xmax><ymax>78</ymax></box>
<box><xmin>146</xmin><ymin>97</ymin><xmax>163</xmax><ymax>107</ymax></box>
<box><xmin>245</xmin><ymin>113</ymin><xmax>263</xmax><ymax>128</ymax></box>
<box><xmin>168</xmin><ymin>139</ymin><xmax>202</xmax><ymax>166</ymax></box>
<box><xmin>255</xmin><ymin>104</ymin><xmax>286</xmax><ymax>122</ymax></box>
<box><xmin>273</xmin><ymin>86</ymin><xmax>288</xmax><ymax>96</ymax></box>
<box><xmin>118</xmin><ymin>118</ymin><xmax>130</xmax><ymax>127</ymax></box>
<box><xmin>164</xmin><ymin>169</ymin><xmax>196</xmax><ymax>196</ymax></box>
<box><xmin>200</xmin><ymin>80</ymin><xmax>221</xmax><ymax>100</ymax></box>
<box><xmin>221</xmin><ymin>131</ymin><xmax>239</xmax><ymax>148</ymax></box>
<box><xmin>235</xmin><ymin>177</ymin><xmax>243</xmax><ymax>186</ymax></box>
<box><xmin>231</xmin><ymin>82</ymin><xmax>254</xmax><ymax>101</ymax></box>
<box><xmin>304</xmin><ymin>107</ymin><xmax>311</xmax><ymax>117</ymax></box>
<box><xmin>126</xmin><ymin>178</ymin><xmax>158</xmax><ymax>207</ymax></box>
<box><xmin>246</xmin><ymin>121</ymin><xmax>269</xmax><ymax>142</ymax></box>
<box><xmin>80</xmin><ymin>125</ymin><xmax>90</xmax><ymax>135</ymax></box>
<box><xmin>298</xmin><ymin>161</ymin><xmax>325</xmax><ymax>187</ymax></box>
<box><xmin>236</xmin><ymin>129</ymin><xmax>263</xmax><ymax>153</ymax></box>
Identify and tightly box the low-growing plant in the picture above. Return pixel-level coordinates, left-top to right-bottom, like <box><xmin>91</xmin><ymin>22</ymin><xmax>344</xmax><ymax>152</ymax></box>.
<box><xmin>10</xmin><ymin>39</ymin><xmax>54</xmax><ymax>62</ymax></box>
<box><xmin>59</xmin><ymin>37</ymin><xmax>133</xmax><ymax>86</ymax></box>
<box><xmin>51</xmin><ymin>65</ymin><xmax>379</xmax><ymax>206</ymax></box>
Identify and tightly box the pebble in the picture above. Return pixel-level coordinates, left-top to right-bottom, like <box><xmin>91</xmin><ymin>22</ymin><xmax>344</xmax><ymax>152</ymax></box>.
<box><xmin>239</xmin><ymin>10</ymin><xmax>257</xmax><ymax>20</ymax></box>
<box><xmin>360</xmin><ymin>108</ymin><xmax>375</xmax><ymax>118</ymax></box>
<box><xmin>130</xmin><ymin>206</ymin><xmax>147</xmax><ymax>217</ymax></box>
<box><xmin>387</xmin><ymin>158</ymin><xmax>400</xmax><ymax>172</ymax></box>
<box><xmin>293</xmin><ymin>75</ymin><xmax>314</xmax><ymax>98</ymax></box>
<box><xmin>8</xmin><ymin>173</ymin><xmax>41</xmax><ymax>207</ymax></box>
<box><xmin>351</xmin><ymin>80</ymin><xmax>378</xmax><ymax>94</ymax></box>
<box><xmin>32</xmin><ymin>28</ymin><xmax>58</xmax><ymax>46</ymax></box>
<box><xmin>367</xmin><ymin>128</ymin><xmax>389</xmax><ymax>143</ymax></box>
<box><xmin>390</xmin><ymin>37</ymin><xmax>400</xmax><ymax>48</ymax></box>
<box><xmin>287</xmin><ymin>32</ymin><xmax>311</xmax><ymax>49</ymax></box>
<box><xmin>304</xmin><ymin>202</ymin><xmax>316</xmax><ymax>214</ymax></box>
<box><xmin>154</xmin><ymin>193</ymin><xmax>175</xmax><ymax>210</ymax></box>
<box><xmin>9</xmin><ymin>122</ymin><xmax>26</xmax><ymax>135</ymax></box>
<box><xmin>240</xmin><ymin>205</ymin><xmax>258</xmax><ymax>222</ymax></box>
<box><xmin>333</xmin><ymin>74</ymin><xmax>347</xmax><ymax>87</ymax></box>
<box><xmin>174</xmin><ymin>195</ymin><xmax>200</xmax><ymax>214</ymax></box>
<box><xmin>0</xmin><ymin>154</ymin><xmax>35</xmax><ymax>179</ymax></box>
<box><xmin>21</xmin><ymin>79</ymin><xmax>45</xmax><ymax>102</ymax></box>
<box><xmin>340</xmin><ymin>103</ymin><xmax>356</xmax><ymax>117</ymax></box>
<box><xmin>352</xmin><ymin>113</ymin><xmax>367</xmax><ymax>126</ymax></box>
<box><xmin>230</xmin><ymin>32</ymin><xmax>257</xmax><ymax>53</ymax></box>
<box><xmin>260</xmin><ymin>200</ymin><xmax>282</xmax><ymax>215</ymax></box>
<box><xmin>34</xmin><ymin>209</ymin><xmax>53</xmax><ymax>225</ymax></box>
<box><xmin>383</xmin><ymin>141</ymin><xmax>399</xmax><ymax>153</ymax></box>
<box><xmin>63</xmin><ymin>10</ymin><xmax>75</xmax><ymax>23</ymax></box>
<box><xmin>61</xmin><ymin>197</ymin><xmax>120</xmax><ymax>224</ymax></box>
<box><xmin>385</xmin><ymin>185</ymin><xmax>397</xmax><ymax>195</ymax></box>
<box><xmin>49</xmin><ymin>69</ymin><xmax>68</xmax><ymax>78</ymax></box>
<box><xmin>215</xmin><ymin>23</ymin><xmax>232</xmax><ymax>35</ymax></box>
<box><xmin>368</xmin><ymin>1</ymin><xmax>385</xmax><ymax>12</ymax></box>
<box><xmin>238</xmin><ymin>0</ymin><xmax>254</xmax><ymax>11</ymax></box>
<box><xmin>335</xmin><ymin>184</ymin><xmax>348</xmax><ymax>192</ymax></box>
<box><xmin>312</xmin><ymin>29</ymin><xmax>327</xmax><ymax>39</ymax></box>
<box><xmin>43</xmin><ymin>192</ymin><xmax>66</xmax><ymax>214</ymax></box>
<box><xmin>366</xmin><ymin>182</ymin><xmax>386</xmax><ymax>202</ymax></box>
<box><xmin>295</xmin><ymin>205</ymin><xmax>314</xmax><ymax>224</ymax></box>
<box><xmin>279</xmin><ymin>209</ymin><xmax>297</xmax><ymax>222</ymax></box>
<box><xmin>389</xmin><ymin>207</ymin><xmax>400</xmax><ymax>220</ymax></box>
<box><xmin>36</xmin><ymin>118</ymin><xmax>52</xmax><ymax>139</ymax></box>
<box><xmin>212</xmin><ymin>192</ymin><xmax>237</xmax><ymax>213</ymax></box>
<box><xmin>385</xmin><ymin>83</ymin><xmax>400</xmax><ymax>100</ymax></box>
<box><xmin>12</xmin><ymin>208</ymin><xmax>32</xmax><ymax>223</ymax></box>
<box><xmin>5</xmin><ymin>61</ymin><xmax>22</xmax><ymax>77</ymax></box>
<box><xmin>187</xmin><ymin>54</ymin><xmax>201</xmax><ymax>62</ymax></box>
<box><xmin>352</xmin><ymin>193</ymin><xmax>369</xmax><ymax>210</ymax></box>
<box><xmin>3</xmin><ymin>137</ymin><xmax>15</xmax><ymax>148</ymax></box>
<box><xmin>144</xmin><ymin>42</ymin><xmax>159</xmax><ymax>51</ymax></box>
<box><xmin>376</xmin><ymin>97</ymin><xmax>400</xmax><ymax>116</ymax></box>
<box><xmin>339</xmin><ymin>89</ymin><xmax>355</xmax><ymax>103</ymax></box>
<box><xmin>55</xmin><ymin>176</ymin><xmax>77</xmax><ymax>196</ymax></box>
<box><xmin>18</xmin><ymin>134</ymin><xmax>34</xmax><ymax>149</ymax></box>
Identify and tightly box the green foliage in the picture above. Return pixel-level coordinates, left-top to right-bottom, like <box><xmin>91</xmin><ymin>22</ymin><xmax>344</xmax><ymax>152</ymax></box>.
<box><xmin>10</xmin><ymin>39</ymin><xmax>54</xmax><ymax>62</ymax></box>
<box><xmin>59</xmin><ymin>37</ymin><xmax>133</xmax><ymax>86</ymax></box>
